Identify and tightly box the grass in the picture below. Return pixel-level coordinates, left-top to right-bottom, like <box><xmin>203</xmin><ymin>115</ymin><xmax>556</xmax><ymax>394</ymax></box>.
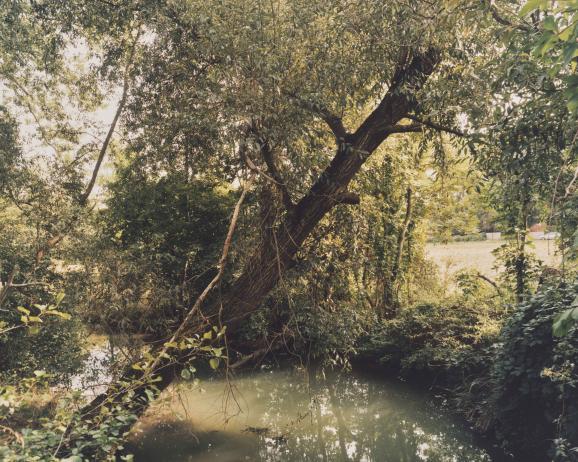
<box><xmin>425</xmin><ymin>239</ymin><xmax>561</xmax><ymax>282</ymax></box>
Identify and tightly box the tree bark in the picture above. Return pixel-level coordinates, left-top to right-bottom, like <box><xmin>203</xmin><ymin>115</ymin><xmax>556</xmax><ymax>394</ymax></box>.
<box><xmin>60</xmin><ymin>48</ymin><xmax>440</xmax><ymax>458</ymax></box>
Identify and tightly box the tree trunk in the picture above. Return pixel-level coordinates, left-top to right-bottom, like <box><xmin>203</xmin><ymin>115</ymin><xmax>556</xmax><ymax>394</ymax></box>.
<box><xmin>383</xmin><ymin>186</ymin><xmax>413</xmax><ymax>318</ymax></box>
<box><xmin>515</xmin><ymin>190</ymin><xmax>530</xmax><ymax>303</ymax></box>
<box><xmin>59</xmin><ymin>48</ymin><xmax>440</xmax><ymax>458</ymax></box>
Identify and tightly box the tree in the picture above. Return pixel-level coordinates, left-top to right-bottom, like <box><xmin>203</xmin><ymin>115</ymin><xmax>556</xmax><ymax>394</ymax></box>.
<box><xmin>0</xmin><ymin>1</ymin><xmax>536</xmax><ymax>458</ymax></box>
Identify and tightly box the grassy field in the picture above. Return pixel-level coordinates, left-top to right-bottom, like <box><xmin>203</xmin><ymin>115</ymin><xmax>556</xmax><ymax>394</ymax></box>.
<box><xmin>425</xmin><ymin>239</ymin><xmax>561</xmax><ymax>281</ymax></box>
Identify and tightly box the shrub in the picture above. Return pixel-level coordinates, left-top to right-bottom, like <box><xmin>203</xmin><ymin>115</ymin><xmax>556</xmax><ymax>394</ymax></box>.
<box><xmin>453</xmin><ymin>234</ymin><xmax>486</xmax><ymax>242</ymax></box>
<box><xmin>361</xmin><ymin>299</ymin><xmax>503</xmax><ymax>383</ymax></box>
<box><xmin>490</xmin><ymin>282</ymin><xmax>578</xmax><ymax>461</ymax></box>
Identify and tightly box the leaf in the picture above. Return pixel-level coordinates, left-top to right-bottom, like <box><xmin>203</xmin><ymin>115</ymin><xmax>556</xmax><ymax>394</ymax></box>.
<box><xmin>203</xmin><ymin>330</ymin><xmax>213</xmax><ymax>340</ymax></box>
<box><xmin>55</xmin><ymin>292</ymin><xmax>65</xmax><ymax>306</ymax></box>
<box><xmin>213</xmin><ymin>347</ymin><xmax>223</xmax><ymax>358</ymax></box>
<box><xmin>28</xmin><ymin>316</ymin><xmax>43</xmax><ymax>323</ymax></box>
<box><xmin>562</xmin><ymin>43</ymin><xmax>578</xmax><ymax>66</ymax></box>
<box><xmin>28</xmin><ymin>326</ymin><xmax>40</xmax><ymax>335</ymax></box>
<box><xmin>543</xmin><ymin>16</ymin><xmax>557</xmax><ymax>31</ymax></box>
<box><xmin>45</xmin><ymin>310</ymin><xmax>71</xmax><ymax>320</ymax></box>
<box><xmin>144</xmin><ymin>389</ymin><xmax>156</xmax><ymax>401</ymax></box>
<box><xmin>533</xmin><ymin>31</ymin><xmax>558</xmax><ymax>56</ymax></box>
<box><xmin>209</xmin><ymin>358</ymin><xmax>220</xmax><ymax>370</ymax></box>
<box><xmin>553</xmin><ymin>308</ymin><xmax>578</xmax><ymax>337</ymax></box>
<box><xmin>61</xmin><ymin>456</ymin><xmax>83</xmax><ymax>462</ymax></box>
<box><xmin>559</xmin><ymin>25</ymin><xmax>574</xmax><ymax>41</ymax></box>
<box><xmin>180</xmin><ymin>369</ymin><xmax>191</xmax><ymax>380</ymax></box>
<box><xmin>17</xmin><ymin>306</ymin><xmax>30</xmax><ymax>316</ymax></box>
<box><xmin>568</xmin><ymin>94</ymin><xmax>578</xmax><ymax>113</ymax></box>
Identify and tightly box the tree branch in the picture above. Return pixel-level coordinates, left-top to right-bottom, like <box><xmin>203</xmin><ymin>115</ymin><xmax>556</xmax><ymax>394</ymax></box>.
<box><xmin>78</xmin><ymin>30</ymin><xmax>140</xmax><ymax>206</ymax></box>
<box><xmin>482</xmin><ymin>0</ymin><xmax>533</xmax><ymax>32</ymax></box>
<box><xmin>0</xmin><ymin>267</ymin><xmax>17</xmax><ymax>308</ymax></box>
<box><xmin>392</xmin><ymin>187</ymin><xmax>412</xmax><ymax>282</ymax></box>
<box><xmin>260</xmin><ymin>141</ymin><xmax>294</xmax><ymax>210</ymax></box>
<box><xmin>476</xmin><ymin>272</ymin><xmax>503</xmax><ymax>296</ymax></box>
<box><xmin>335</xmin><ymin>191</ymin><xmax>360</xmax><ymax>205</ymax></box>
<box><xmin>352</xmin><ymin>48</ymin><xmax>441</xmax><ymax>152</ymax></box>
<box><xmin>286</xmin><ymin>92</ymin><xmax>348</xmax><ymax>140</ymax></box>
<box><xmin>406</xmin><ymin>115</ymin><xmax>465</xmax><ymax>137</ymax></box>
<box><xmin>385</xmin><ymin>123</ymin><xmax>423</xmax><ymax>134</ymax></box>
<box><xmin>32</xmin><ymin>29</ymin><xmax>141</xmax><ymax>267</ymax></box>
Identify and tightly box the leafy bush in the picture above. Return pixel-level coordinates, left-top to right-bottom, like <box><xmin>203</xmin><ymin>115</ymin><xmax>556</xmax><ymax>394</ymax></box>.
<box><xmin>78</xmin><ymin>167</ymin><xmax>236</xmax><ymax>336</ymax></box>
<box><xmin>361</xmin><ymin>298</ymin><xmax>503</xmax><ymax>382</ymax></box>
<box><xmin>0</xmin><ymin>204</ymin><xmax>82</xmax><ymax>382</ymax></box>
<box><xmin>490</xmin><ymin>282</ymin><xmax>578</xmax><ymax>461</ymax></box>
<box><xmin>452</xmin><ymin>234</ymin><xmax>486</xmax><ymax>242</ymax></box>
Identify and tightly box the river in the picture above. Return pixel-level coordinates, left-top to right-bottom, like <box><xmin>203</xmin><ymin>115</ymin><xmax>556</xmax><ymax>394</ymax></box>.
<box><xmin>126</xmin><ymin>367</ymin><xmax>508</xmax><ymax>461</ymax></box>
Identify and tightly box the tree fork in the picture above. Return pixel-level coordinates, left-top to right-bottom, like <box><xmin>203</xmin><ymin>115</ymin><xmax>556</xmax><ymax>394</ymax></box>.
<box><xmin>60</xmin><ymin>47</ymin><xmax>440</xmax><ymax>458</ymax></box>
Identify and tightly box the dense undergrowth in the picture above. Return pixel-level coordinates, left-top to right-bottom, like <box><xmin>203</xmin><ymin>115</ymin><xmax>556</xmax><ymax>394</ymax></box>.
<box><xmin>358</xmin><ymin>281</ymin><xmax>578</xmax><ymax>461</ymax></box>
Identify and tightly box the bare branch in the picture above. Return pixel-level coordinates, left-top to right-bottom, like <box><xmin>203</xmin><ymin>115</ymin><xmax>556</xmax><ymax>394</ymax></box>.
<box><xmin>563</xmin><ymin>164</ymin><xmax>578</xmax><ymax>199</ymax></box>
<box><xmin>392</xmin><ymin>187</ymin><xmax>412</xmax><ymax>282</ymax></box>
<box><xmin>230</xmin><ymin>347</ymin><xmax>270</xmax><ymax>369</ymax></box>
<box><xmin>9</xmin><ymin>281</ymin><xmax>51</xmax><ymax>288</ymax></box>
<box><xmin>239</xmin><ymin>130</ymin><xmax>293</xmax><ymax>210</ymax></box>
<box><xmin>476</xmin><ymin>272</ymin><xmax>503</xmax><ymax>296</ymax></box>
<box><xmin>0</xmin><ymin>267</ymin><xmax>17</xmax><ymax>308</ymax></box>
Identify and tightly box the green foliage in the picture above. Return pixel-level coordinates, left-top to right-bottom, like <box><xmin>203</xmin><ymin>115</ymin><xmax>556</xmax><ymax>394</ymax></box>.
<box><xmin>78</xmin><ymin>162</ymin><xmax>236</xmax><ymax>335</ymax></box>
<box><xmin>492</xmin><ymin>237</ymin><xmax>544</xmax><ymax>297</ymax></box>
<box><xmin>451</xmin><ymin>233</ymin><xmax>486</xmax><ymax>243</ymax></box>
<box><xmin>425</xmin><ymin>147</ymin><xmax>487</xmax><ymax>242</ymax></box>
<box><xmin>519</xmin><ymin>1</ymin><xmax>578</xmax><ymax>113</ymax></box>
<box><xmin>362</xmin><ymin>295</ymin><xmax>504</xmax><ymax>382</ymax></box>
<box><xmin>491</xmin><ymin>282</ymin><xmax>578</xmax><ymax>461</ymax></box>
<box><xmin>0</xmin><ymin>206</ymin><xmax>82</xmax><ymax>381</ymax></box>
<box><xmin>553</xmin><ymin>295</ymin><xmax>578</xmax><ymax>337</ymax></box>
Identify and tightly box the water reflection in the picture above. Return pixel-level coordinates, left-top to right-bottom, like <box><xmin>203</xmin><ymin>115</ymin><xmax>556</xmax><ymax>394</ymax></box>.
<box><xmin>128</xmin><ymin>369</ymin><xmax>495</xmax><ymax>462</ymax></box>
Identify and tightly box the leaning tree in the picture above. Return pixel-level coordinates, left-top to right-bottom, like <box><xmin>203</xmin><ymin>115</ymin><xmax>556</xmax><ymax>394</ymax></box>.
<box><xmin>1</xmin><ymin>0</ymin><xmax>516</xmax><ymax>457</ymax></box>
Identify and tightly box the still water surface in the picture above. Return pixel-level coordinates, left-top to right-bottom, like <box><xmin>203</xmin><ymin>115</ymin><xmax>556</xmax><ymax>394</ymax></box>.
<box><xmin>128</xmin><ymin>368</ymin><xmax>504</xmax><ymax>462</ymax></box>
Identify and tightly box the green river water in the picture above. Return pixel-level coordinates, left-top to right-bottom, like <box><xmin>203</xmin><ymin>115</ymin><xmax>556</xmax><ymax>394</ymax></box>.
<box><xmin>127</xmin><ymin>368</ymin><xmax>509</xmax><ymax>462</ymax></box>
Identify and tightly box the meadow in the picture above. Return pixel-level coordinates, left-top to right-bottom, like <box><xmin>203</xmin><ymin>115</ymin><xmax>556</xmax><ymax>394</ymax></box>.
<box><xmin>426</xmin><ymin>239</ymin><xmax>561</xmax><ymax>281</ymax></box>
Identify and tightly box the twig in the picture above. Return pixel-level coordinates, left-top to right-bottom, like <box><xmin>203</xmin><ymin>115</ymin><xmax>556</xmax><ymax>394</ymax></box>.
<box><xmin>476</xmin><ymin>272</ymin><xmax>503</xmax><ymax>296</ymax></box>
<box><xmin>147</xmin><ymin>180</ymin><xmax>252</xmax><ymax>376</ymax></box>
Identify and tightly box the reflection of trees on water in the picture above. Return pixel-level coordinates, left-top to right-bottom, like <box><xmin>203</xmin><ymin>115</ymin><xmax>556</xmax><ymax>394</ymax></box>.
<box><xmin>131</xmin><ymin>370</ymin><xmax>492</xmax><ymax>461</ymax></box>
<box><xmin>244</xmin><ymin>370</ymin><xmax>491</xmax><ymax>462</ymax></box>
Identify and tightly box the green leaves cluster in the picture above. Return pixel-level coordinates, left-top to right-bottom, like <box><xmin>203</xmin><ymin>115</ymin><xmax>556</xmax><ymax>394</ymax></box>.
<box><xmin>492</xmin><ymin>283</ymin><xmax>578</xmax><ymax>459</ymax></box>
<box><xmin>520</xmin><ymin>0</ymin><xmax>578</xmax><ymax>112</ymax></box>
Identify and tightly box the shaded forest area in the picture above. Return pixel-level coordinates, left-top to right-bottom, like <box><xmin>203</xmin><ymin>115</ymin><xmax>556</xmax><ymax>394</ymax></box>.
<box><xmin>2</xmin><ymin>1</ymin><xmax>578</xmax><ymax>461</ymax></box>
